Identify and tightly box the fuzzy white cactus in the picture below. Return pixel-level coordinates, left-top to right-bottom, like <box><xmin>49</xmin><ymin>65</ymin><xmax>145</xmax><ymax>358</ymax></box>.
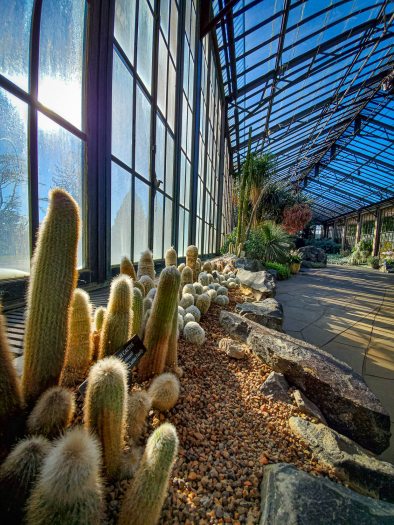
<box><xmin>185</xmin><ymin>305</ymin><xmax>201</xmax><ymax>323</ymax></box>
<box><xmin>183</xmin><ymin>313</ymin><xmax>195</xmax><ymax>326</ymax></box>
<box><xmin>148</xmin><ymin>373</ymin><xmax>180</xmax><ymax>412</ymax></box>
<box><xmin>180</xmin><ymin>293</ymin><xmax>194</xmax><ymax>309</ymax></box>
<box><xmin>146</xmin><ymin>288</ymin><xmax>156</xmax><ymax>300</ymax></box>
<box><xmin>182</xmin><ymin>284</ymin><xmax>195</xmax><ymax>297</ymax></box>
<box><xmin>214</xmin><ymin>295</ymin><xmax>229</xmax><ymax>306</ymax></box>
<box><xmin>178</xmin><ymin>306</ymin><xmax>185</xmax><ymax>318</ymax></box>
<box><xmin>193</xmin><ymin>282</ymin><xmax>204</xmax><ymax>295</ymax></box>
<box><xmin>217</xmin><ymin>286</ymin><xmax>228</xmax><ymax>296</ymax></box>
<box><xmin>183</xmin><ymin>322</ymin><xmax>205</xmax><ymax>345</ymax></box>
<box><xmin>177</xmin><ymin>314</ymin><xmax>184</xmax><ymax>332</ymax></box>
<box><xmin>195</xmin><ymin>293</ymin><xmax>211</xmax><ymax>315</ymax></box>
<box><xmin>207</xmin><ymin>289</ymin><xmax>217</xmax><ymax>301</ymax></box>
<box><xmin>198</xmin><ymin>272</ymin><xmax>209</xmax><ymax>287</ymax></box>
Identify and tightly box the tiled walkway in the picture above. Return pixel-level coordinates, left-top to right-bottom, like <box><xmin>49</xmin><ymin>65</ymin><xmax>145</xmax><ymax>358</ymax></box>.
<box><xmin>276</xmin><ymin>265</ymin><xmax>394</xmax><ymax>462</ymax></box>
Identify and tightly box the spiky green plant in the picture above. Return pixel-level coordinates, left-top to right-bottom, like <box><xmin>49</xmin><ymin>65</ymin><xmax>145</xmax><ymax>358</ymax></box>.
<box><xmin>132</xmin><ymin>287</ymin><xmax>143</xmax><ymax>338</ymax></box>
<box><xmin>120</xmin><ymin>256</ymin><xmax>137</xmax><ymax>280</ymax></box>
<box><xmin>27</xmin><ymin>386</ymin><xmax>75</xmax><ymax>439</ymax></box>
<box><xmin>186</xmin><ymin>246</ymin><xmax>198</xmax><ymax>281</ymax></box>
<box><xmin>84</xmin><ymin>357</ymin><xmax>128</xmax><ymax>478</ymax></box>
<box><xmin>94</xmin><ymin>306</ymin><xmax>106</xmax><ymax>332</ymax></box>
<box><xmin>127</xmin><ymin>391</ymin><xmax>151</xmax><ymax>444</ymax></box>
<box><xmin>165</xmin><ymin>247</ymin><xmax>177</xmax><ymax>267</ymax></box>
<box><xmin>148</xmin><ymin>373</ymin><xmax>180</xmax><ymax>412</ymax></box>
<box><xmin>118</xmin><ymin>423</ymin><xmax>179</xmax><ymax>525</ymax></box>
<box><xmin>26</xmin><ymin>427</ymin><xmax>104</xmax><ymax>525</ymax></box>
<box><xmin>0</xmin><ymin>309</ymin><xmax>23</xmax><ymax>445</ymax></box>
<box><xmin>139</xmin><ymin>266</ymin><xmax>181</xmax><ymax>380</ymax></box>
<box><xmin>22</xmin><ymin>189</ymin><xmax>80</xmax><ymax>407</ymax></box>
<box><xmin>99</xmin><ymin>275</ymin><xmax>133</xmax><ymax>358</ymax></box>
<box><xmin>61</xmin><ymin>289</ymin><xmax>93</xmax><ymax>386</ymax></box>
<box><xmin>137</xmin><ymin>250</ymin><xmax>155</xmax><ymax>280</ymax></box>
<box><xmin>165</xmin><ymin>306</ymin><xmax>179</xmax><ymax>370</ymax></box>
<box><xmin>0</xmin><ymin>436</ymin><xmax>51</xmax><ymax>523</ymax></box>
<box><xmin>244</xmin><ymin>221</ymin><xmax>290</xmax><ymax>263</ymax></box>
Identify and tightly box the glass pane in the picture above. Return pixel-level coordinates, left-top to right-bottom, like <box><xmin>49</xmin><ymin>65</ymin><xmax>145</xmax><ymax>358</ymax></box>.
<box><xmin>160</xmin><ymin>0</ymin><xmax>170</xmax><ymax>42</ymax></box>
<box><xmin>178</xmin><ymin>207</ymin><xmax>184</xmax><ymax>257</ymax></box>
<box><xmin>153</xmin><ymin>191</ymin><xmax>163</xmax><ymax>259</ymax></box>
<box><xmin>0</xmin><ymin>0</ymin><xmax>34</xmax><ymax>91</ymax></box>
<box><xmin>134</xmin><ymin>177</ymin><xmax>149</xmax><ymax>258</ymax></box>
<box><xmin>165</xmin><ymin>133</ymin><xmax>174</xmax><ymax>197</ymax></box>
<box><xmin>155</xmin><ymin>115</ymin><xmax>165</xmax><ymax>187</ymax></box>
<box><xmin>169</xmin><ymin>0</ymin><xmax>178</xmax><ymax>63</ymax></box>
<box><xmin>0</xmin><ymin>88</ymin><xmax>30</xmax><ymax>275</ymax></box>
<box><xmin>111</xmin><ymin>162</ymin><xmax>131</xmax><ymax>265</ymax></box>
<box><xmin>167</xmin><ymin>60</ymin><xmax>176</xmax><ymax>131</ymax></box>
<box><xmin>157</xmin><ymin>34</ymin><xmax>168</xmax><ymax>117</ymax></box>
<box><xmin>179</xmin><ymin>153</ymin><xmax>185</xmax><ymax>207</ymax></box>
<box><xmin>137</xmin><ymin>0</ymin><xmax>153</xmax><ymax>92</ymax></box>
<box><xmin>38</xmin><ymin>112</ymin><xmax>84</xmax><ymax>267</ymax></box>
<box><xmin>39</xmin><ymin>0</ymin><xmax>86</xmax><ymax>129</ymax></box>
<box><xmin>135</xmin><ymin>86</ymin><xmax>151</xmax><ymax>179</ymax></box>
<box><xmin>114</xmin><ymin>0</ymin><xmax>135</xmax><ymax>64</ymax></box>
<box><xmin>185</xmin><ymin>159</ymin><xmax>191</xmax><ymax>210</ymax></box>
<box><xmin>112</xmin><ymin>52</ymin><xmax>133</xmax><ymax>167</ymax></box>
<box><xmin>183</xmin><ymin>209</ymin><xmax>189</xmax><ymax>255</ymax></box>
<box><xmin>164</xmin><ymin>197</ymin><xmax>172</xmax><ymax>251</ymax></box>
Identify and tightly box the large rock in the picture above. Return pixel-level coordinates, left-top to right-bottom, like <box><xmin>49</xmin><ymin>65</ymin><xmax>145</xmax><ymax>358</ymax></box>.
<box><xmin>218</xmin><ymin>338</ymin><xmax>246</xmax><ymax>359</ymax></box>
<box><xmin>289</xmin><ymin>417</ymin><xmax>394</xmax><ymax>502</ymax></box>
<box><xmin>260</xmin><ymin>463</ymin><xmax>394</xmax><ymax>525</ymax></box>
<box><xmin>260</xmin><ymin>372</ymin><xmax>291</xmax><ymax>403</ymax></box>
<box><xmin>236</xmin><ymin>268</ymin><xmax>276</xmax><ymax>300</ymax></box>
<box><xmin>234</xmin><ymin>257</ymin><xmax>265</xmax><ymax>272</ymax></box>
<box><xmin>292</xmin><ymin>390</ymin><xmax>327</xmax><ymax>424</ymax></box>
<box><xmin>235</xmin><ymin>298</ymin><xmax>283</xmax><ymax>331</ymax></box>
<box><xmin>299</xmin><ymin>245</ymin><xmax>327</xmax><ymax>265</ymax></box>
<box><xmin>219</xmin><ymin>311</ymin><xmax>391</xmax><ymax>454</ymax></box>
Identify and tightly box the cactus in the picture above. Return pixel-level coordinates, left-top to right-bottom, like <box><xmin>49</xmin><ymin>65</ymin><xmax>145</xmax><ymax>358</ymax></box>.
<box><xmin>207</xmin><ymin>289</ymin><xmax>217</xmax><ymax>301</ymax></box>
<box><xmin>186</xmin><ymin>245</ymin><xmax>198</xmax><ymax>281</ymax></box>
<box><xmin>61</xmin><ymin>289</ymin><xmax>93</xmax><ymax>386</ymax></box>
<box><xmin>165</xmin><ymin>305</ymin><xmax>179</xmax><ymax>369</ymax></box>
<box><xmin>183</xmin><ymin>313</ymin><xmax>195</xmax><ymax>326</ymax></box>
<box><xmin>132</xmin><ymin>287</ymin><xmax>143</xmax><ymax>338</ymax></box>
<box><xmin>198</xmin><ymin>271</ymin><xmax>209</xmax><ymax>286</ymax></box>
<box><xmin>99</xmin><ymin>275</ymin><xmax>133</xmax><ymax>358</ymax></box>
<box><xmin>0</xmin><ymin>309</ymin><xmax>23</xmax><ymax>443</ymax></box>
<box><xmin>177</xmin><ymin>262</ymin><xmax>185</xmax><ymax>273</ymax></box>
<box><xmin>133</xmin><ymin>280</ymin><xmax>145</xmax><ymax>296</ymax></box>
<box><xmin>182</xmin><ymin>283</ymin><xmax>195</xmax><ymax>296</ymax></box>
<box><xmin>180</xmin><ymin>265</ymin><xmax>193</xmax><ymax>288</ymax></box>
<box><xmin>120</xmin><ymin>256</ymin><xmax>137</xmax><ymax>280</ymax></box>
<box><xmin>237</xmin><ymin>243</ymin><xmax>243</xmax><ymax>257</ymax></box>
<box><xmin>165</xmin><ymin>247</ymin><xmax>177</xmax><ymax>267</ymax></box>
<box><xmin>127</xmin><ymin>391</ymin><xmax>151</xmax><ymax>443</ymax></box>
<box><xmin>84</xmin><ymin>357</ymin><xmax>128</xmax><ymax>478</ymax></box>
<box><xmin>193</xmin><ymin>282</ymin><xmax>204</xmax><ymax>295</ymax></box>
<box><xmin>202</xmin><ymin>261</ymin><xmax>212</xmax><ymax>273</ymax></box>
<box><xmin>185</xmin><ymin>305</ymin><xmax>201</xmax><ymax>323</ymax></box>
<box><xmin>27</xmin><ymin>386</ymin><xmax>75</xmax><ymax>439</ymax></box>
<box><xmin>196</xmin><ymin>293</ymin><xmax>211</xmax><ymax>315</ymax></box>
<box><xmin>137</xmin><ymin>250</ymin><xmax>155</xmax><ymax>280</ymax></box>
<box><xmin>22</xmin><ymin>189</ymin><xmax>80</xmax><ymax>407</ymax></box>
<box><xmin>183</xmin><ymin>322</ymin><xmax>205</xmax><ymax>345</ymax></box>
<box><xmin>178</xmin><ymin>305</ymin><xmax>186</xmax><ymax>317</ymax></box>
<box><xmin>217</xmin><ymin>285</ymin><xmax>229</xmax><ymax>296</ymax></box>
<box><xmin>179</xmin><ymin>293</ymin><xmax>194</xmax><ymax>309</ymax></box>
<box><xmin>143</xmin><ymin>296</ymin><xmax>153</xmax><ymax>314</ymax></box>
<box><xmin>148</xmin><ymin>373</ymin><xmax>180</xmax><ymax>412</ymax></box>
<box><xmin>214</xmin><ymin>295</ymin><xmax>229</xmax><ymax>306</ymax></box>
<box><xmin>139</xmin><ymin>275</ymin><xmax>155</xmax><ymax>296</ymax></box>
<box><xmin>228</xmin><ymin>242</ymin><xmax>234</xmax><ymax>254</ymax></box>
<box><xmin>26</xmin><ymin>427</ymin><xmax>104</xmax><ymax>525</ymax></box>
<box><xmin>0</xmin><ymin>436</ymin><xmax>51</xmax><ymax>523</ymax></box>
<box><xmin>177</xmin><ymin>314</ymin><xmax>184</xmax><ymax>332</ymax></box>
<box><xmin>118</xmin><ymin>423</ymin><xmax>178</xmax><ymax>525</ymax></box>
<box><xmin>147</xmin><ymin>287</ymin><xmax>157</xmax><ymax>300</ymax></box>
<box><xmin>139</xmin><ymin>266</ymin><xmax>181</xmax><ymax>380</ymax></box>
<box><xmin>94</xmin><ymin>306</ymin><xmax>106</xmax><ymax>331</ymax></box>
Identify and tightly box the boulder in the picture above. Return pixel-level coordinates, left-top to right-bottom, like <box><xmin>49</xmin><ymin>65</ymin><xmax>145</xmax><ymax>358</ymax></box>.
<box><xmin>236</xmin><ymin>268</ymin><xmax>276</xmax><ymax>300</ymax></box>
<box><xmin>260</xmin><ymin>372</ymin><xmax>291</xmax><ymax>403</ymax></box>
<box><xmin>292</xmin><ymin>389</ymin><xmax>326</xmax><ymax>424</ymax></box>
<box><xmin>289</xmin><ymin>417</ymin><xmax>394</xmax><ymax>502</ymax></box>
<box><xmin>235</xmin><ymin>298</ymin><xmax>283</xmax><ymax>331</ymax></box>
<box><xmin>299</xmin><ymin>245</ymin><xmax>327</xmax><ymax>265</ymax></box>
<box><xmin>234</xmin><ymin>258</ymin><xmax>265</xmax><ymax>272</ymax></box>
<box><xmin>260</xmin><ymin>463</ymin><xmax>394</xmax><ymax>525</ymax></box>
<box><xmin>218</xmin><ymin>337</ymin><xmax>246</xmax><ymax>359</ymax></box>
<box><xmin>219</xmin><ymin>311</ymin><xmax>391</xmax><ymax>454</ymax></box>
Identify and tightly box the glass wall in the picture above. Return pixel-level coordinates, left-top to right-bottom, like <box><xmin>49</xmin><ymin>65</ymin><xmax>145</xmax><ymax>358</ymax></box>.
<box><xmin>380</xmin><ymin>206</ymin><xmax>394</xmax><ymax>254</ymax></box>
<box><xmin>0</xmin><ymin>0</ymin><xmax>87</xmax><ymax>277</ymax></box>
<box><xmin>221</xmin><ymin>139</ymin><xmax>233</xmax><ymax>247</ymax></box>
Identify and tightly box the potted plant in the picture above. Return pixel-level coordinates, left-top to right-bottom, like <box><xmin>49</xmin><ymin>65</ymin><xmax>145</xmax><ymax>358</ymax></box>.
<box><xmin>381</xmin><ymin>251</ymin><xmax>394</xmax><ymax>273</ymax></box>
<box><xmin>288</xmin><ymin>250</ymin><xmax>302</xmax><ymax>274</ymax></box>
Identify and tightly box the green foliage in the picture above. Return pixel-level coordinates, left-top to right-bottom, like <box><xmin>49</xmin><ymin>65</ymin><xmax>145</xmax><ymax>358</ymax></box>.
<box><xmin>367</xmin><ymin>256</ymin><xmax>380</xmax><ymax>269</ymax></box>
<box><xmin>358</xmin><ymin>239</ymin><xmax>373</xmax><ymax>255</ymax></box>
<box><xmin>288</xmin><ymin>249</ymin><xmax>302</xmax><ymax>263</ymax></box>
<box><xmin>244</xmin><ymin>221</ymin><xmax>290</xmax><ymax>263</ymax></box>
<box><xmin>305</xmin><ymin>238</ymin><xmax>341</xmax><ymax>254</ymax></box>
<box><xmin>265</xmin><ymin>262</ymin><xmax>291</xmax><ymax>280</ymax></box>
<box><xmin>220</xmin><ymin>228</ymin><xmax>237</xmax><ymax>254</ymax></box>
<box><xmin>327</xmin><ymin>254</ymin><xmax>351</xmax><ymax>265</ymax></box>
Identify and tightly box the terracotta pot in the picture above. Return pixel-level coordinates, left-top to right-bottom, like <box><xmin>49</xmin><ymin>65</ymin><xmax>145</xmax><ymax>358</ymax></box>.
<box><xmin>290</xmin><ymin>262</ymin><xmax>301</xmax><ymax>274</ymax></box>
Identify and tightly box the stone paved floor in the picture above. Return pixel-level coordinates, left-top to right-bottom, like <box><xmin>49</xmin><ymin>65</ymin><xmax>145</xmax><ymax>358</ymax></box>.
<box><xmin>276</xmin><ymin>265</ymin><xmax>394</xmax><ymax>463</ymax></box>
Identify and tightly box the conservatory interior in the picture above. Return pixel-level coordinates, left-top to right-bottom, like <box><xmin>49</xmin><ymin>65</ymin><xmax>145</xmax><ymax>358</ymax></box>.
<box><xmin>1</xmin><ymin>0</ymin><xmax>394</xmax><ymax>524</ymax></box>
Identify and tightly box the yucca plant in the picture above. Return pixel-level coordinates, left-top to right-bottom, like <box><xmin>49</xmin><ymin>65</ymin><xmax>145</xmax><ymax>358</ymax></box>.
<box><xmin>244</xmin><ymin>221</ymin><xmax>290</xmax><ymax>263</ymax></box>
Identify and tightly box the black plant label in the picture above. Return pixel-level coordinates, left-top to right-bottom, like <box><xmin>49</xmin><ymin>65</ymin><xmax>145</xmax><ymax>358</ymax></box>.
<box><xmin>78</xmin><ymin>334</ymin><xmax>146</xmax><ymax>398</ymax></box>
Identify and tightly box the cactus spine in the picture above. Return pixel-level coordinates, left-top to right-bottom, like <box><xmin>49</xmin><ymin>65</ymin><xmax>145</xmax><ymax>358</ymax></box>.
<box><xmin>118</xmin><ymin>423</ymin><xmax>179</xmax><ymax>525</ymax></box>
<box><xmin>166</xmin><ymin>305</ymin><xmax>179</xmax><ymax>369</ymax></box>
<box><xmin>132</xmin><ymin>287</ymin><xmax>143</xmax><ymax>338</ymax></box>
<box><xmin>22</xmin><ymin>189</ymin><xmax>80</xmax><ymax>406</ymax></box>
<box><xmin>127</xmin><ymin>391</ymin><xmax>151</xmax><ymax>443</ymax></box>
<box><xmin>139</xmin><ymin>266</ymin><xmax>181</xmax><ymax>380</ymax></box>
<box><xmin>186</xmin><ymin>245</ymin><xmax>198</xmax><ymax>281</ymax></box>
<box><xmin>27</xmin><ymin>386</ymin><xmax>75</xmax><ymax>439</ymax></box>
<box><xmin>84</xmin><ymin>357</ymin><xmax>128</xmax><ymax>478</ymax></box>
<box><xmin>165</xmin><ymin>246</ymin><xmax>177</xmax><ymax>267</ymax></box>
<box><xmin>61</xmin><ymin>289</ymin><xmax>93</xmax><ymax>386</ymax></box>
<box><xmin>120</xmin><ymin>256</ymin><xmax>137</xmax><ymax>280</ymax></box>
<box><xmin>26</xmin><ymin>428</ymin><xmax>104</xmax><ymax>525</ymax></box>
<box><xmin>99</xmin><ymin>275</ymin><xmax>133</xmax><ymax>358</ymax></box>
<box><xmin>0</xmin><ymin>436</ymin><xmax>51</xmax><ymax>523</ymax></box>
<box><xmin>137</xmin><ymin>250</ymin><xmax>155</xmax><ymax>280</ymax></box>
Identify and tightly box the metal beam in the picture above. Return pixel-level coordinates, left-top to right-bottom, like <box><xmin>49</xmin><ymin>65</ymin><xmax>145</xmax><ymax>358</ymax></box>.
<box><xmin>310</xmin><ymin>179</ymin><xmax>374</xmax><ymax>205</ymax></box>
<box><xmin>320</xmin><ymin>165</ymin><xmax>394</xmax><ymax>196</ymax></box>
<box><xmin>200</xmin><ymin>0</ymin><xmax>241</xmax><ymax>38</ymax></box>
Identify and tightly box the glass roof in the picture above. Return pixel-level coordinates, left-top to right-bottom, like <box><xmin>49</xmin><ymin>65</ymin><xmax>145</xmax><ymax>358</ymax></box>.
<box><xmin>210</xmin><ymin>0</ymin><xmax>394</xmax><ymax>220</ymax></box>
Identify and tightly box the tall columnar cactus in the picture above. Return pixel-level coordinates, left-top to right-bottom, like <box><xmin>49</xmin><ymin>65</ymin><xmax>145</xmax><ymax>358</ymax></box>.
<box><xmin>133</xmin><ymin>280</ymin><xmax>145</xmax><ymax>296</ymax></box>
<box><xmin>27</xmin><ymin>386</ymin><xmax>76</xmax><ymax>439</ymax></box>
<box><xmin>139</xmin><ymin>266</ymin><xmax>181</xmax><ymax>380</ymax></box>
<box><xmin>92</xmin><ymin>306</ymin><xmax>106</xmax><ymax>361</ymax></box>
<box><xmin>127</xmin><ymin>391</ymin><xmax>151</xmax><ymax>444</ymax></box>
<box><xmin>180</xmin><ymin>266</ymin><xmax>193</xmax><ymax>288</ymax></box>
<box><xmin>99</xmin><ymin>275</ymin><xmax>133</xmax><ymax>358</ymax></box>
<box><xmin>186</xmin><ymin>245</ymin><xmax>198</xmax><ymax>281</ymax></box>
<box><xmin>22</xmin><ymin>189</ymin><xmax>80</xmax><ymax>407</ymax></box>
<box><xmin>120</xmin><ymin>256</ymin><xmax>137</xmax><ymax>280</ymax></box>
<box><xmin>165</xmin><ymin>246</ymin><xmax>177</xmax><ymax>267</ymax></box>
<box><xmin>118</xmin><ymin>423</ymin><xmax>179</xmax><ymax>525</ymax></box>
<box><xmin>61</xmin><ymin>289</ymin><xmax>93</xmax><ymax>386</ymax></box>
<box><xmin>137</xmin><ymin>250</ymin><xmax>155</xmax><ymax>280</ymax></box>
<box><xmin>0</xmin><ymin>436</ymin><xmax>51</xmax><ymax>523</ymax></box>
<box><xmin>84</xmin><ymin>357</ymin><xmax>128</xmax><ymax>478</ymax></box>
<box><xmin>0</xmin><ymin>309</ymin><xmax>23</xmax><ymax>441</ymax></box>
<box><xmin>26</xmin><ymin>428</ymin><xmax>104</xmax><ymax>525</ymax></box>
<box><xmin>132</xmin><ymin>287</ymin><xmax>143</xmax><ymax>338</ymax></box>
<box><xmin>165</xmin><ymin>305</ymin><xmax>179</xmax><ymax>369</ymax></box>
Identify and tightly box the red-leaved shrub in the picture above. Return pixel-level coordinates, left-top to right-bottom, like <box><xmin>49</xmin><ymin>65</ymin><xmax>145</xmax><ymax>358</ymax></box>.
<box><xmin>282</xmin><ymin>203</ymin><xmax>312</xmax><ymax>234</ymax></box>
